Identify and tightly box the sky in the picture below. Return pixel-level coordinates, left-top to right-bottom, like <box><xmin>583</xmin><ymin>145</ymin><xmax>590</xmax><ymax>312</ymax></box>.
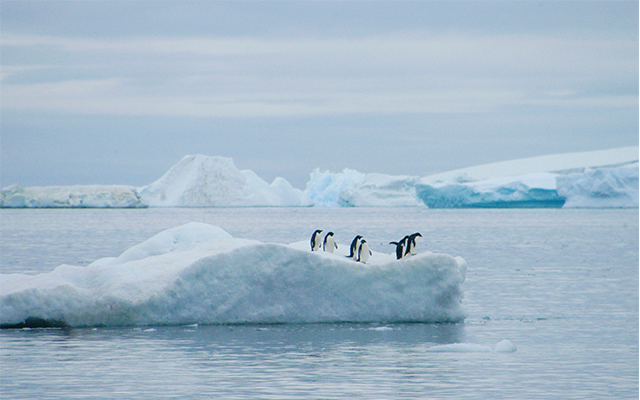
<box><xmin>1</xmin><ymin>1</ymin><xmax>638</xmax><ymax>189</ymax></box>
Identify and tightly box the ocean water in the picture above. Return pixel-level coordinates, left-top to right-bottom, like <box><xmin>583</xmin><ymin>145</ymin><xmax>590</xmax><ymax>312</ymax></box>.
<box><xmin>1</xmin><ymin>208</ymin><xmax>638</xmax><ymax>399</ymax></box>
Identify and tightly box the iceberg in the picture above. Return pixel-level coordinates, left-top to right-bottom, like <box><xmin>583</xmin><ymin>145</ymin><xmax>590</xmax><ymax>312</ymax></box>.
<box><xmin>0</xmin><ymin>222</ymin><xmax>467</xmax><ymax>328</ymax></box>
<box><xmin>304</xmin><ymin>168</ymin><xmax>422</xmax><ymax>207</ymax></box>
<box><xmin>416</xmin><ymin>173</ymin><xmax>567</xmax><ymax>208</ymax></box>
<box><xmin>0</xmin><ymin>184</ymin><xmax>148</xmax><ymax>208</ymax></box>
<box><xmin>2</xmin><ymin>147</ymin><xmax>636</xmax><ymax>208</ymax></box>
<box><xmin>305</xmin><ymin>147</ymin><xmax>639</xmax><ymax>208</ymax></box>
<box><xmin>556</xmin><ymin>164</ymin><xmax>639</xmax><ymax>208</ymax></box>
<box><xmin>138</xmin><ymin>155</ymin><xmax>313</xmax><ymax>207</ymax></box>
<box><xmin>1</xmin><ymin>155</ymin><xmax>313</xmax><ymax>208</ymax></box>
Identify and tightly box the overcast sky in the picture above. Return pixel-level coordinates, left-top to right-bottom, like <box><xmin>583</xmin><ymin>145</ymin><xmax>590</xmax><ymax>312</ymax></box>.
<box><xmin>2</xmin><ymin>1</ymin><xmax>638</xmax><ymax>189</ymax></box>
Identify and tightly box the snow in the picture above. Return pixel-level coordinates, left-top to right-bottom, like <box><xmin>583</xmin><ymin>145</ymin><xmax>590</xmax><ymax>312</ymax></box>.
<box><xmin>139</xmin><ymin>155</ymin><xmax>313</xmax><ymax>207</ymax></box>
<box><xmin>305</xmin><ymin>147</ymin><xmax>639</xmax><ymax>208</ymax></box>
<box><xmin>0</xmin><ymin>223</ymin><xmax>467</xmax><ymax>328</ymax></box>
<box><xmin>427</xmin><ymin>146</ymin><xmax>639</xmax><ymax>182</ymax></box>
<box><xmin>0</xmin><ymin>184</ymin><xmax>148</xmax><ymax>208</ymax></box>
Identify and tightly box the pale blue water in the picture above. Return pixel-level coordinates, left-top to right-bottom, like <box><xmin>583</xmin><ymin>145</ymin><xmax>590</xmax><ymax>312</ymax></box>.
<box><xmin>1</xmin><ymin>208</ymin><xmax>638</xmax><ymax>399</ymax></box>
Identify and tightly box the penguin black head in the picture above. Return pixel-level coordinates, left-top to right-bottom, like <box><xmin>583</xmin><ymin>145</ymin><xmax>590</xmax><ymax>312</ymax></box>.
<box><xmin>323</xmin><ymin>231</ymin><xmax>334</xmax><ymax>245</ymax></box>
<box><xmin>404</xmin><ymin>232</ymin><xmax>422</xmax><ymax>256</ymax></box>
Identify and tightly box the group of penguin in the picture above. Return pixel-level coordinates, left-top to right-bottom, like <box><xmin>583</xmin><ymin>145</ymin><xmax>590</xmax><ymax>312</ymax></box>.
<box><xmin>310</xmin><ymin>230</ymin><xmax>422</xmax><ymax>264</ymax></box>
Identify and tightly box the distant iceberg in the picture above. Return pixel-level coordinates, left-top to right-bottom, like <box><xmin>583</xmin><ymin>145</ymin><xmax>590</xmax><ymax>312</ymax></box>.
<box><xmin>305</xmin><ymin>168</ymin><xmax>422</xmax><ymax>207</ymax></box>
<box><xmin>0</xmin><ymin>184</ymin><xmax>148</xmax><ymax>208</ymax></box>
<box><xmin>139</xmin><ymin>155</ymin><xmax>313</xmax><ymax>207</ymax></box>
<box><xmin>2</xmin><ymin>147</ymin><xmax>637</xmax><ymax>208</ymax></box>
<box><xmin>0</xmin><ymin>222</ymin><xmax>467</xmax><ymax>328</ymax></box>
<box><xmin>305</xmin><ymin>147</ymin><xmax>639</xmax><ymax>208</ymax></box>
<box><xmin>1</xmin><ymin>155</ymin><xmax>313</xmax><ymax>208</ymax></box>
<box><xmin>416</xmin><ymin>173</ymin><xmax>567</xmax><ymax>208</ymax></box>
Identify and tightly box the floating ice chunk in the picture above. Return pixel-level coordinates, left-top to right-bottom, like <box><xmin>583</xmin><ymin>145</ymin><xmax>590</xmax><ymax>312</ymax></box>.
<box><xmin>0</xmin><ymin>223</ymin><xmax>467</xmax><ymax>328</ymax></box>
<box><xmin>493</xmin><ymin>339</ymin><xmax>517</xmax><ymax>353</ymax></box>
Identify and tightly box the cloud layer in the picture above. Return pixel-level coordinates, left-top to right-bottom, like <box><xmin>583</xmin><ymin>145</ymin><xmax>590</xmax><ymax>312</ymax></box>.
<box><xmin>3</xmin><ymin>30</ymin><xmax>637</xmax><ymax>118</ymax></box>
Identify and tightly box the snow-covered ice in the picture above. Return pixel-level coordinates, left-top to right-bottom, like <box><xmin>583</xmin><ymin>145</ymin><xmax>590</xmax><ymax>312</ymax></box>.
<box><xmin>2</xmin><ymin>147</ymin><xmax>637</xmax><ymax>208</ymax></box>
<box><xmin>0</xmin><ymin>184</ymin><xmax>148</xmax><ymax>208</ymax></box>
<box><xmin>0</xmin><ymin>223</ymin><xmax>467</xmax><ymax>328</ymax></box>
<box><xmin>305</xmin><ymin>147</ymin><xmax>638</xmax><ymax>208</ymax></box>
<box><xmin>139</xmin><ymin>155</ymin><xmax>313</xmax><ymax>207</ymax></box>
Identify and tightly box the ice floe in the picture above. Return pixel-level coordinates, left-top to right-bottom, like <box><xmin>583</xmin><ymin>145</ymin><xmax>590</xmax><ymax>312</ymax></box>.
<box><xmin>0</xmin><ymin>223</ymin><xmax>467</xmax><ymax>328</ymax></box>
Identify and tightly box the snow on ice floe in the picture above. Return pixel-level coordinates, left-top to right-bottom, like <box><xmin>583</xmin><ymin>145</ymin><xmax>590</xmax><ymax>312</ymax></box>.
<box><xmin>0</xmin><ymin>223</ymin><xmax>467</xmax><ymax>328</ymax></box>
<box><xmin>305</xmin><ymin>147</ymin><xmax>638</xmax><ymax>208</ymax></box>
<box><xmin>0</xmin><ymin>184</ymin><xmax>148</xmax><ymax>208</ymax></box>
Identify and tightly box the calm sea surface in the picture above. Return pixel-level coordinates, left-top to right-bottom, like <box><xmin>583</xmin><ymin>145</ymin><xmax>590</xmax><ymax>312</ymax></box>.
<box><xmin>1</xmin><ymin>208</ymin><xmax>638</xmax><ymax>399</ymax></box>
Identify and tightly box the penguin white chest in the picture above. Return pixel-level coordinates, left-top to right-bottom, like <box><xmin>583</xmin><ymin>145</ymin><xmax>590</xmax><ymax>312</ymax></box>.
<box><xmin>311</xmin><ymin>230</ymin><xmax>323</xmax><ymax>251</ymax></box>
<box><xmin>358</xmin><ymin>242</ymin><xmax>371</xmax><ymax>263</ymax></box>
<box><xmin>324</xmin><ymin>235</ymin><xmax>336</xmax><ymax>253</ymax></box>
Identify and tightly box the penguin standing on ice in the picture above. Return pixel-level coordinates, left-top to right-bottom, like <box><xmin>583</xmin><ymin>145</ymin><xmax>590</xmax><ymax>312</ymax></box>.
<box><xmin>323</xmin><ymin>232</ymin><xmax>338</xmax><ymax>253</ymax></box>
<box><xmin>357</xmin><ymin>239</ymin><xmax>372</xmax><ymax>264</ymax></box>
<box><xmin>389</xmin><ymin>240</ymin><xmax>406</xmax><ymax>260</ymax></box>
<box><xmin>310</xmin><ymin>229</ymin><xmax>323</xmax><ymax>251</ymax></box>
<box><xmin>347</xmin><ymin>235</ymin><xmax>363</xmax><ymax>258</ymax></box>
<box><xmin>404</xmin><ymin>232</ymin><xmax>422</xmax><ymax>256</ymax></box>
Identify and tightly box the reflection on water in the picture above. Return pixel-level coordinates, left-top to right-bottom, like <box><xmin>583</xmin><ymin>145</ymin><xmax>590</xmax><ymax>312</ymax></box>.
<box><xmin>2</xmin><ymin>323</ymin><xmax>467</xmax><ymax>399</ymax></box>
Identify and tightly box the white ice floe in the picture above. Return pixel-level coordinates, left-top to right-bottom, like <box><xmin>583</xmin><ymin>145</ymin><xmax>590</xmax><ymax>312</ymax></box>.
<box><xmin>139</xmin><ymin>155</ymin><xmax>313</xmax><ymax>207</ymax></box>
<box><xmin>0</xmin><ymin>223</ymin><xmax>467</xmax><ymax>328</ymax></box>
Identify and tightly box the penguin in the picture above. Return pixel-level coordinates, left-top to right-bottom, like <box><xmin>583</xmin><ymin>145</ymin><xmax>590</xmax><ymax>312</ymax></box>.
<box><xmin>389</xmin><ymin>240</ymin><xmax>405</xmax><ymax>260</ymax></box>
<box><xmin>404</xmin><ymin>232</ymin><xmax>422</xmax><ymax>256</ymax></box>
<box><xmin>323</xmin><ymin>231</ymin><xmax>338</xmax><ymax>253</ymax></box>
<box><xmin>310</xmin><ymin>229</ymin><xmax>323</xmax><ymax>251</ymax></box>
<box><xmin>357</xmin><ymin>239</ymin><xmax>372</xmax><ymax>264</ymax></box>
<box><xmin>347</xmin><ymin>235</ymin><xmax>363</xmax><ymax>258</ymax></box>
